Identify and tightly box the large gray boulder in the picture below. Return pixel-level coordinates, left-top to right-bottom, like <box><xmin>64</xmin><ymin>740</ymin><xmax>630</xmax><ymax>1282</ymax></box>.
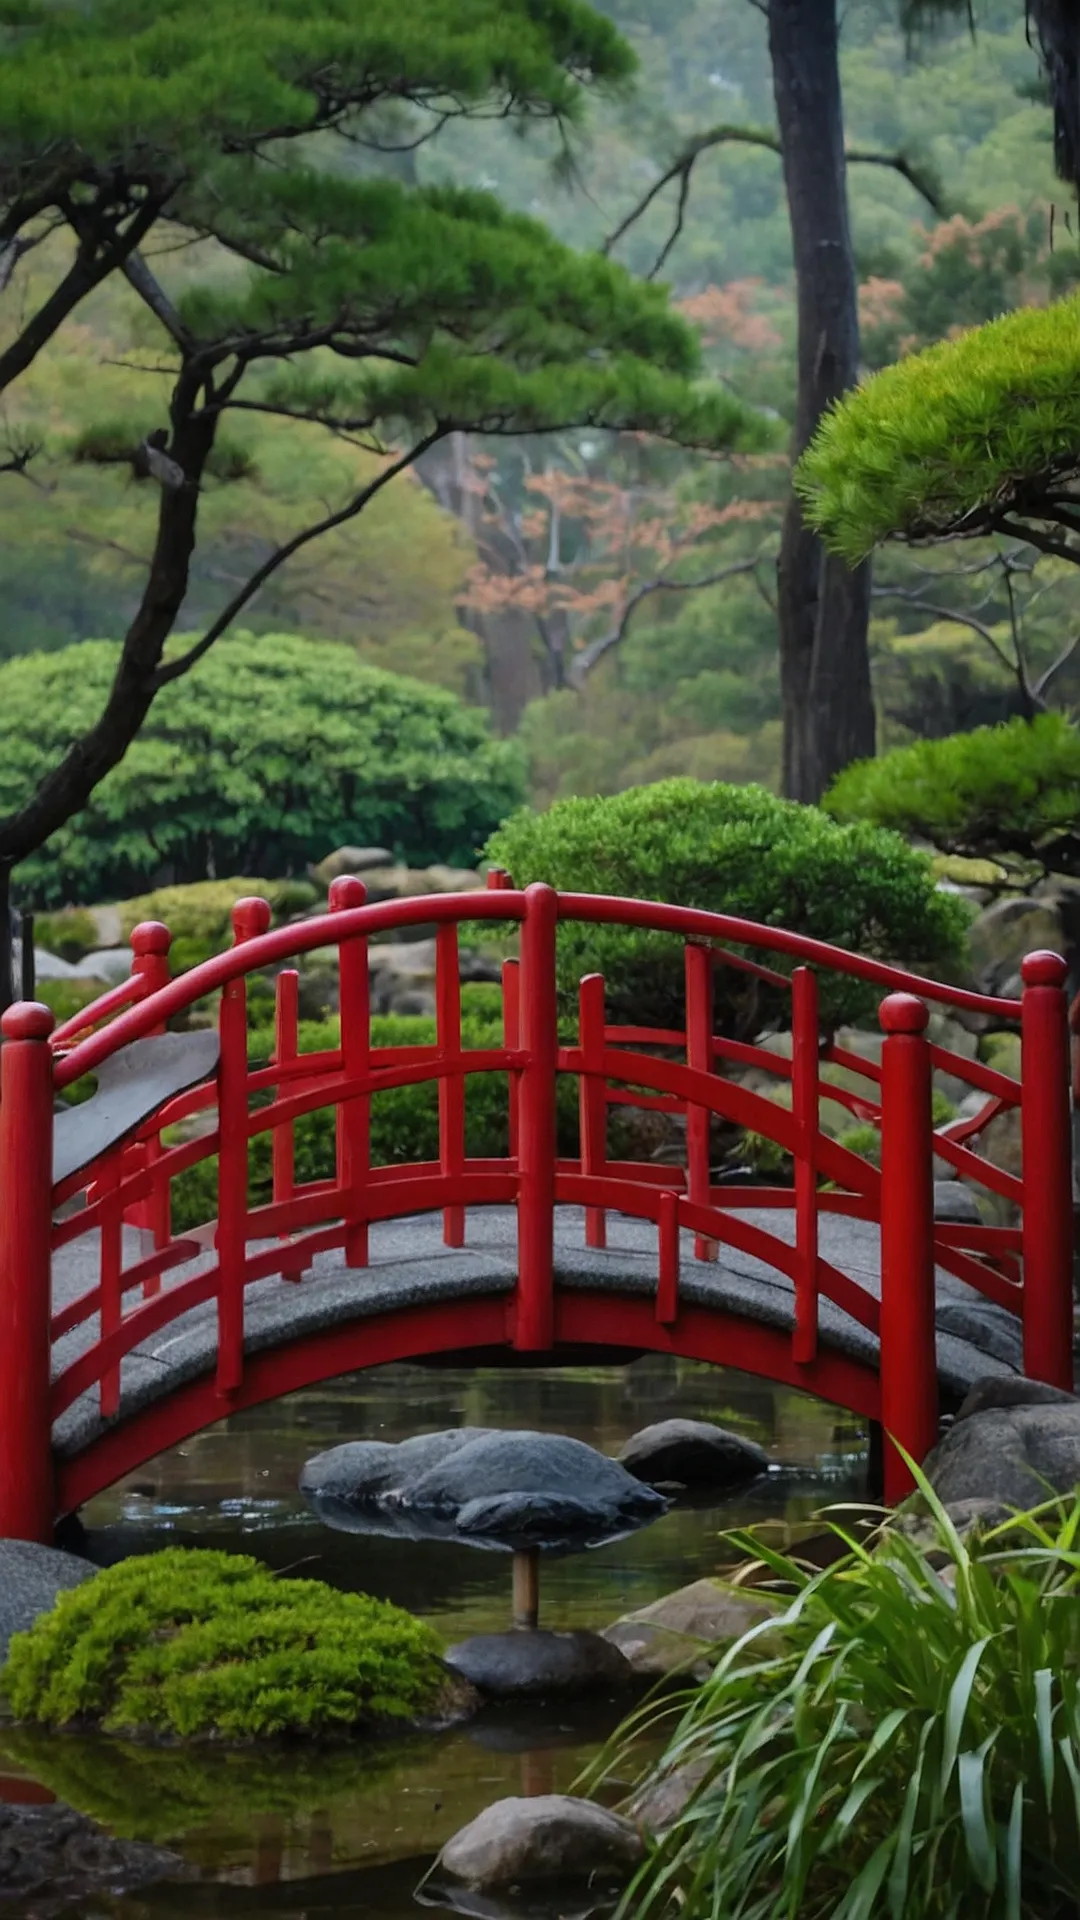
<box><xmin>428</xmin><ymin>1795</ymin><xmax>644</xmax><ymax>1894</ymax></box>
<box><xmin>924</xmin><ymin>1376</ymin><xmax>1080</xmax><ymax>1511</ymax></box>
<box><xmin>445</xmin><ymin>1629</ymin><xmax>634</xmax><ymax>1699</ymax></box>
<box><xmin>602</xmin><ymin>1578</ymin><xmax>772</xmax><ymax>1680</ymax></box>
<box><xmin>0</xmin><ymin>1540</ymin><xmax>96</xmax><ymax>1666</ymax></box>
<box><xmin>618</xmin><ymin>1418</ymin><xmax>768</xmax><ymax>1490</ymax></box>
<box><xmin>301</xmin><ymin>1428</ymin><xmax>666</xmax><ymax>1549</ymax></box>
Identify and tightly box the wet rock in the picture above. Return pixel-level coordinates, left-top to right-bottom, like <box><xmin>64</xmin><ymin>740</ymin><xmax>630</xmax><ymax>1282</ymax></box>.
<box><xmin>924</xmin><ymin>1386</ymin><xmax>1080</xmax><ymax>1510</ymax></box>
<box><xmin>446</xmin><ymin>1630</ymin><xmax>635</xmax><ymax>1699</ymax></box>
<box><xmin>933</xmin><ymin>1182</ymin><xmax>982</xmax><ymax>1226</ymax></box>
<box><xmin>969</xmin><ymin>896</ymin><xmax>1063</xmax><ymax>997</ymax></box>
<box><xmin>430</xmin><ymin>1794</ymin><xmax>644</xmax><ymax>1893</ymax></box>
<box><xmin>0</xmin><ymin>1802</ymin><xmax>188</xmax><ymax>1912</ymax></box>
<box><xmin>311</xmin><ymin>845</ymin><xmax>393</xmax><ymax>887</ymax></box>
<box><xmin>300</xmin><ymin>1428</ymin><xmax>488</xmax><ymax>1504</ymax></box>
<box><xmin>602</xmin><ymin>1578</ymin><xmax>771</xmax><ymax>1680</ymax></box>
<box><xmin>618</xmin><ymin>1418</ymin><xmax>768</xmax><ymax>1490</ymax></box>
<box><xmin>302</xmin><ymin>1429</ymin><xmax>666</xmax><ymax>1550</ymax></box>
<box><xmin>0</xmin><ymin>1541</ymin><xmax>96</xmax><ymax>1665</ymax></box>
<box><xmin>628</xmin><ymin>1759</ymin><xmax>710</xmax><ymax>1834</ymax></box>
<box><xmin>956</xmin><ymin>1376</ymin><xmax>1078</xmax><ymax>1422</ymax></box>
<box><xmin>400</xmin><ymin>1432</ymin><xmax>666</xmax><ymax>1528</ymax></box>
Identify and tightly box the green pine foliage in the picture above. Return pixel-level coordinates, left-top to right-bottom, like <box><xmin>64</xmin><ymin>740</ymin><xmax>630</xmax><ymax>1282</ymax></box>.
<box><xmin>484</xmin><ymin>780</ymin><xmax>970</xmax><ymax>1033</ymax></box>
<box><xmin>824</xmin><ymin>714</ymin><xmax>1080</xmax><ymax>871</ymax></box>
<box><xmin>0</xmin><ymin>632</ymin><xmax>524</xmax><ymax>905</ymax></box>
<box><xmin>0</xmin><ymin>1549</ymin><xmax>450</xmax><ymax>1741</ymax></box>
<box><xmin>590</xmin><ymin>1491</ymin><xmax>1080</xmax><ymax>1919</ymax></box>
<box><xmin>795</xmin><ymin>296</ymin><xmax>1080</xmax><ymax>563</ymax></box>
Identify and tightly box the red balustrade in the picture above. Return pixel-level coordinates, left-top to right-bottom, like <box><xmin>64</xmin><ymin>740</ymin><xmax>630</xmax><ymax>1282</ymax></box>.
<box><xmin>0</xmin><ymin>881</ymin><xmax>1073</xmax><ymax>1541</ymax></box>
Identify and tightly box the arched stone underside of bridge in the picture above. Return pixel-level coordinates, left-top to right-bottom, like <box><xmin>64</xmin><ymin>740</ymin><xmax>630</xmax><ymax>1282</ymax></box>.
<box><xmin>52</xmin><ymin>1205</ymin><xmax>1021</xmax><ymax>1516</ymax></box>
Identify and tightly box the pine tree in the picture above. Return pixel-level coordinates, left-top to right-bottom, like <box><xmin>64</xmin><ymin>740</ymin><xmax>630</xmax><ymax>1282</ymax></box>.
<box><xmin>0</xmin><ymin>0</ymin><xmax>761</xmax><ymax>984</ymax></box>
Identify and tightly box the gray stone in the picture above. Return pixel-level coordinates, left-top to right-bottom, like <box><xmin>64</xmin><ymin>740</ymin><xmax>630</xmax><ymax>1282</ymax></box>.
<box><xmin>445</xmin><ymin>1629</ymin><xmax>635</xmax><ymax>1698</ymax></box>
<box><xmin>311</xmin><ymin>846</ymin><xmax>394</xmax><ymax>886</ymax></box>
<box><xmin>431</xmin><ymin>1795</ymin><xmax>644</xmax><ymax>1892</ymax></box>
<box><xmin>0</xmin><ymin>1540</ymin><xmax>96</xmax><ymax>1665</ymax></box>
<box><xmin>69</xmin><ymin>948</ymin><xmax>134</xmax><ymax>983</ymax></box>
<box><xmin>933</xmin><ymin>1182</ymin><xmax>982</xmax><ymax>1226</ymax></box>
<box><xmin>299</xmin><ymin>1428</ymin><xmax>488</xmax><ymax>1504</ymax></box>
<box><xmin>399</xmin><ymin>1430</ymin><xmax>666</xmax><ymax>1528</ymax></box>
<box><xmin>969</xmin><ymin>896</ymin><xmax>1063</xmax><ymax>997</ymax></box>
<box><xmin>455</xmin><ymin>1490</ymin><xmax>646</xmax><ymax>1545</ymax></box>
<box><xmin>956</xmin><ymin>1375</ymin><xmax>1078</xmax><ymax>1423</ymax></box>
<box><xmin>602</xmin><ymin>1578</ymin><xmax>772</xmax><ymax>1680</ymax></box>
<box><xmin>925</xmin><ymin>1399</ymin><xmax>1080</xmax><ymax>1509</ymax></box>
<box><xmin>618</xmin><ymin>1418</ymin><xmax>768</xmax><ymax>1490</ymax></box>
<box><xmin>0</xmin><ymin>1802</ymin><xmax>188</xmax><ymax>1910</ymax></box>
<box><xmin>628</xmin><ymin>1760</ymin><xmax>710</xmax><ymax>1835</ymax></box>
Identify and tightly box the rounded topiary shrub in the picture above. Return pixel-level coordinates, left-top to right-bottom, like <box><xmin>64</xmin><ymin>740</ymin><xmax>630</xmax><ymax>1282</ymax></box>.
<box><xmin>484</xmin><ymin>779</ymin><xmax>969</xmax><ymax>1034</ymax></box>
<box><xmin>1</xmin><ymin>1549</ymin><xmax>450</xmax><ymax>1741</ymax></box>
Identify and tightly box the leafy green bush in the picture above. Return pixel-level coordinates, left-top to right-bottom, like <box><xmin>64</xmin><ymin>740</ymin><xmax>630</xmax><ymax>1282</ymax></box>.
<box><xmin>1</xmin><ymin>1549</ymin><xmax>449</xmax><ymax>1741</ymax></box>
<box><xmin>0</xmin><ymin>632</ymin><xmax>525</xmax><ymax>906</ymax></box>
<box><xmin>593</xmin><ymin>1490</ymin><xmax>1080</xmax><ymax>1919</ymax></box>
<box><xmin>484</xmin><ymin>780</ymin><xmax>969</xmax><ymax>1034</ymax></box>
<box><xmin>825</xmin><ymin>715</ymin><xmax>1080</xmax><ymax>876</ymax></box>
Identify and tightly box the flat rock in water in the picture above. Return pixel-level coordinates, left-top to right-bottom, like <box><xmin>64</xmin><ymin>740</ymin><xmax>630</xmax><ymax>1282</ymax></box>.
<box><xmin>301</xmin><ymin>1428</ymin><xmax>666</xmax><ymax>1549</ymax></box>
<box><xmin>602</xmin><ymin>1578</ymin><xmax>771</xmax><ymax>1679</ymax></box>
<box><xmin>430</xmin><ymin>1794</ymin><xmax>644</xmax><ymax>1893</ymax></box>
<box><xmin>0</xmin><ymin>1801</ymin><xmax>188</xmax><ymax>1912</ymax></box>
<box><xmin>0</xmin><ymin>1540</ymin><xmax>96</xmax><ymax>1665</ymax></box>
<box><xmin>445</xmin><ymin>1630</ymin><xmax>635</xmax><ymax>1698</ymax></box>
<box><xmin>618</xmin><ymin>1418</ymin><xmax>768</xmax><ymax>1490</ymax></box>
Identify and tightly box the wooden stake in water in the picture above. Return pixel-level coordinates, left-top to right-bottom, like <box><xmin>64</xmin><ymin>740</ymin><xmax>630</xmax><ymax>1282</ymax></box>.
<box><xmin>512</xmin><ymin>1546</ymin><xmax>540</xmax><ymax>1630</ymax></box>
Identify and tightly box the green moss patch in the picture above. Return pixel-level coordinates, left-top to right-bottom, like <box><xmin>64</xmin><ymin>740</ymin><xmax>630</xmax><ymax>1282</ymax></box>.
<box><xmin>1</xmin><ymin>1549</ymin><xmax>450</xmax><ymax>1742</ymax></box>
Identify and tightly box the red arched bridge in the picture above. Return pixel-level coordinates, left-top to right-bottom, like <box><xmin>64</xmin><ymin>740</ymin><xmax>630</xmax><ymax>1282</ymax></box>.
<box><xmin>0</xmin><ymin>875</ymin><xmax>1074</xmax><ymax>1541</ymax></box>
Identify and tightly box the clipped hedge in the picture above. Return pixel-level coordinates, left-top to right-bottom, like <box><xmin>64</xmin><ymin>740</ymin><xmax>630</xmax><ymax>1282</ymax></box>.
<box><xmin>824</xmin><ymin>714</ymin><xmax>1080</xmax><ymax>873</ymax></box>
<box><xmin>1</xmin><ymin>1548</ymin><xmax>449</xmax><ymax>1741</ymax></box>
<box><xmin>484</xmin><ymin>780</ymin><xmax>969</xmax><ymax>1034</ymax></box>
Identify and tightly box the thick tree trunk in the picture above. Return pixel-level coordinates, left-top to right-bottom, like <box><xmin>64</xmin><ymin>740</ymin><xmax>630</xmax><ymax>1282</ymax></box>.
<box><xmin>768</xmin><ymin>0</ymin><xmax>875</xmax><ymax>803</ymax></box>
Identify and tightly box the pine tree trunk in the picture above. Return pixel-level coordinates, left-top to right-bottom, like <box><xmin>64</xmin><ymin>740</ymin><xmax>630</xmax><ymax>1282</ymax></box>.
<box><xmin>768</xmin><ymin>0</ymin><xmax>875</xmax><ymax>803</ymax></box>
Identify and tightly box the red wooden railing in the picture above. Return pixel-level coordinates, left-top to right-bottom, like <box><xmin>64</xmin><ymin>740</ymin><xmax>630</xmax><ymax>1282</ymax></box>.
<box><xmin>0</xmin><ymin>877</ymin><xmax>1073</xmax><ymax>1541</ymax></box>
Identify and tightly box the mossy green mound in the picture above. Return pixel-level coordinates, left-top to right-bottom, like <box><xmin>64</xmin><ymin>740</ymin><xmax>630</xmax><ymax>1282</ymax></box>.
<box><xmin>1</xmin><ymin>1549</ymin><xmax>449</xmax><ymax>1742</ymax></box>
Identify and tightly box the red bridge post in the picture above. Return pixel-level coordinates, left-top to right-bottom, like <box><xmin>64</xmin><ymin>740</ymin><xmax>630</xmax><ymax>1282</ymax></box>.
<box><xmin>0</xmin><ymin>1004</ymin><xmax>56</xmax><ymax>1542</ymax></box>
<box><xmin>516</xmin><ymin>882</ymin><xmax>557</xmax><ymax>1351</ymax></box>
<box><xmin>878</xmin><ymin>992</ymin><xmax>938</xmax><ymax>1503</ymax></box>
<box><xmin>1020</xmin><ymin>950</ymin><xmax>1074</xmax><ymax>1389</ymax></box>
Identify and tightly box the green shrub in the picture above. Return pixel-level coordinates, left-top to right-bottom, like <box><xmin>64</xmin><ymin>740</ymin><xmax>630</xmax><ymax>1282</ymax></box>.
<box><xmin>31</xmin><ymin>907</ymin><xmax>100</xmax><ymax>962</ymax></box>
<box><xmin>1</xmin><ymin>1548</ymin><xmax>448</xmax><ymax>1741</ymax></box>
<box><xmin>484</xmin><ymin>780</ymin><xmax>969</xmax><ymax>1035</ymax></box>
<box><xmin>825</xmin><ymin>715</ymin><xmax>1080</xmax><ymax>876</ymax></box>
<box><xmin>118</xmin><ymin>877</ymin><xmax>319</xmax><ymax>946</ymax></box>
<box><xmin>0</xmin><ymin>632</ymin><xmax>525</xmax><ymax>905</ymax></box>
<box><xmin>592</xmin><ymin>1490</ymin><xmax>1080</xmax><ymax>1919</ymax></box>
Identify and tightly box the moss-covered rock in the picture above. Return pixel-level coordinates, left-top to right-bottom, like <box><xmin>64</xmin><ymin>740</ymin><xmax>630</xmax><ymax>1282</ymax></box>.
<box><xmin>0</xmin><ymin>1548</ymin><xmax>454</xmax><ymax>1742</ymax></box>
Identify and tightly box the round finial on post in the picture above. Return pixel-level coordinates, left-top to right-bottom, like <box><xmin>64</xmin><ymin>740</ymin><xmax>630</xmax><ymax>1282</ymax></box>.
<box><xmin>328</xmin><ymin>875</ymin><xmax>367</xmax><ymax>911</ymax></box>
<box><xmin>130</xmin><ymin>919</ymin><xmax>172</xmax><ymax>958</ymax></box>
<box><xmin>1021</xmin><ymin>949</ymin><xmax>1068</xmax><ymax>990</ymax></box>
<box><xmin>1</xmin><ymin>1002</ymin><xmax>55</xmax><ymax>1042</ymax></box>
<box><xmin>879</xmin><ymin>992</ymin><xmax>929</xmax><ymax>1035</ymax></box>
<box><xmin>232</xmin><ymin>896</ymin><xmax>272</xmax><ymax>944</ymax></box>
<box><xmin>486</xmin><ymin>867</ymin><xmax>513</xmax><ymax>891</ymax></box>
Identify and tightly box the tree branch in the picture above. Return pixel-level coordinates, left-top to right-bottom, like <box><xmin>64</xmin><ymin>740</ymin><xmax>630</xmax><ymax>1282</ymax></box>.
<box><xmin>121</xmin><ymin>250</ymin><xmax>193</xmax><ymax>350</ymax></box>
<box><xmin>567</xmin><ymin>554</ymin><xmax>764</xmax><ymax>687</ymax></box>
<box><xmin>152</xmin><ymin>429</ymin><xmax>446</xmax><ymax>687</ymax></box>
<box><xmin>870</xmin><ymin>581</ymin><xmax>1035</xmax><ymax>701</ymax></box>
<box><xmin>0</xmin><ymin>194</ymin><xmax>164</xmax><ymax>399</ymax></box>
<box><xmin>603</xmin><ymin>125</ymin><xmax>947</xmax><ymax>276</ymax></box>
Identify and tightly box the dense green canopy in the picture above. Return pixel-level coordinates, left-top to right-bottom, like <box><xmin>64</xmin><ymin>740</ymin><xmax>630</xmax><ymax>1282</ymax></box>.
<box><xmin>0</xmin><ymin>632</ymin><xmax>524</xmax><ymax>903</ymax></box>
<box><xmin>795</xmin><ymin>296</ymin><xmax>1080</xmax><ymax>564</ymax></box>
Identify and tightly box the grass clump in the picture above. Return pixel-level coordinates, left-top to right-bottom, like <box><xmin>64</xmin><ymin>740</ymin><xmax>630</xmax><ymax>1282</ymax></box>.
<box><xmin>590</xmin><ymin>1487</ymin><xmax>1080</xmax><ymax>1918</ymax></box>
<box><xmin>1</xmin><ymin>1548</ymin><xmax>449</xmax><ymax>1742</ymax></box>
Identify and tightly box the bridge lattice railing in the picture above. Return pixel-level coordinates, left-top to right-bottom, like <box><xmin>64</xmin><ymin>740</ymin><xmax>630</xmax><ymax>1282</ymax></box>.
<box><xmin>0</xmin><ymin>873</ymin><xmax>1073</xmax><ymax>1533</ymax></box>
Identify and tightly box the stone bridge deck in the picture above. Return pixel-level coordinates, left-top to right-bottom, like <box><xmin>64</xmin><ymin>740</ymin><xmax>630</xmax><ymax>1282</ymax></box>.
<box><xmin>52</xmin><ymin>1205</ymin><xmax>1022</xmax><ymax>1461</ymax></box>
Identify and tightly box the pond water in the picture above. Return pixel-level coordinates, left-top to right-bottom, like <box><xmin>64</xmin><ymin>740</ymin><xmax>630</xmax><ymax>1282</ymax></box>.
<box><xmin>0</xmin><ymin>1358</ymin><xmax>869</xmax><ymax>1919</ymax></box>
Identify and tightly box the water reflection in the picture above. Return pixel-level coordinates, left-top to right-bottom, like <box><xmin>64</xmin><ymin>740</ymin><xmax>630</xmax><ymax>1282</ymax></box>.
<box><xmin>0</xmin><ymin>1357</ymin><xmax>867</xmax><ymax>1917</ymax></box>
